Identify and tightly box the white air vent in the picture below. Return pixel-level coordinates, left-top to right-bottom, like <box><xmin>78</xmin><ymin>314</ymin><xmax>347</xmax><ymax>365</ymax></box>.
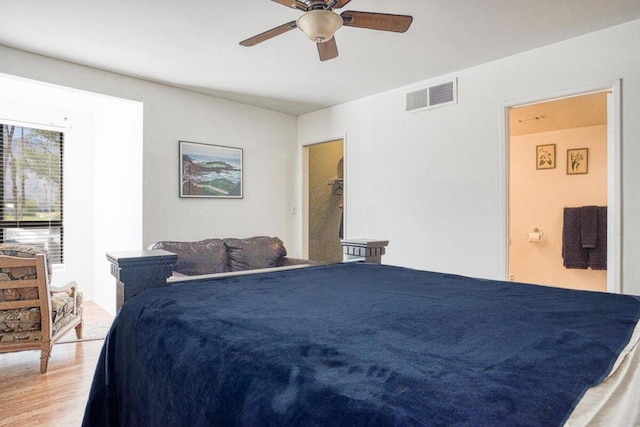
<box><xmin>406</xmin><ymin>78</ymin><xmax>457</xmax><ymax>113</ymax></box>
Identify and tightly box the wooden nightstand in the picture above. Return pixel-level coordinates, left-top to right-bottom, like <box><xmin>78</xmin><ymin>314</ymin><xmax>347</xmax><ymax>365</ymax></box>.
<box><xmin>340</xmin><ymin>239</ymin><xmax>389</xmax><ymax>264</ymax></box>
<box><xmin>106</xmin><ymin>249</ymin><xmax>178</xmax><ymax>311</ymax></box>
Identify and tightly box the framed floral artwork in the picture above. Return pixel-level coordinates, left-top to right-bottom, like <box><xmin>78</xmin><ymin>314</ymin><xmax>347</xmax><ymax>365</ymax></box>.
<box><xmin>567</xmin><ymin>148</ymin><xmax>588</xmax><ymax>175</ymax></box>
<box><xmin>536</xmin><ymin>144</ymin><xmax>555</xmax><ymax>170</ymax></box>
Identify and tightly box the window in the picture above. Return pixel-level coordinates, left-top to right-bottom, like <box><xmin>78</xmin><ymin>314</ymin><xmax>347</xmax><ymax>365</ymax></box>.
<box><xmin>0</xmin><ymin>123</ymin><xmax>63</xmax><ymax>263</ymax></box>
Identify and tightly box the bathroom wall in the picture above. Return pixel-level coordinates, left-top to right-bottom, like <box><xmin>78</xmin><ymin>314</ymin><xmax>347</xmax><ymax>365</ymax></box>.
<box><xmin>509</xmin><ymin>125</ymin><xmax>607</xmax><ymax>291</ymax></box>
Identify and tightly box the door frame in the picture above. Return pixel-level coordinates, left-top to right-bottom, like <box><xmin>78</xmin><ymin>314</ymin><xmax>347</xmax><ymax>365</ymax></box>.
<box><xmin>500</xmin><ymin>80</ymin><xmax>621</xmax><ymax>293</ymax></box>
<box><xmin>300</xmin><ymin>135</ymin><xmax>347</xmax><ymax>260</ymax></box>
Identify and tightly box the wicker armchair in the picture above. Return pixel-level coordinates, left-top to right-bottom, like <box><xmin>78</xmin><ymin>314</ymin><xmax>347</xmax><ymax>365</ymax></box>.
<box><xmin>0</xmin><ymin>245</ymin><xmax>83</xmax><ymax>373</ymax></box>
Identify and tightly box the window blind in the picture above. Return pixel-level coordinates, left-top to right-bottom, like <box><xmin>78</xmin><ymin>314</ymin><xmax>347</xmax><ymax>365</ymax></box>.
<box><xmin>0</xmin><ymin>123</ymin><xmax>64</xmax><ymax>264</ymax></box>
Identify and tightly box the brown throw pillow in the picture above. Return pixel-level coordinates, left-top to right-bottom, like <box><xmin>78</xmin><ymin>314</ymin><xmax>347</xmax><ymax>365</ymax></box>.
<box><xmin>150</xmin><ymin>239</ymin><xmax>228</xmax><ymax>275</ymax></box>
<box><xmin>224</xmin><ymin>237</ymin><xmax>287</xmax><ymax>271</ymax></box>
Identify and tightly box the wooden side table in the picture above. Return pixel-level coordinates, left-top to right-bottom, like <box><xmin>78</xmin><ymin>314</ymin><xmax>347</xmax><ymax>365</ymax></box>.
<box><xmin>106</xmin><ymin>249</ymin><xmax>178</xmax><ymax>311</ymax></box>
<box><xmin>340</xmin><ymin>239</ymin><xmax>389</xmax><ymax>264</ymax></box>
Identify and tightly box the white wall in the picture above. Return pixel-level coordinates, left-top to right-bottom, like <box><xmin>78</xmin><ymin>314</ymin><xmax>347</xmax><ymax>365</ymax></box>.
<box><xmin>141</xmin><ymin>84</ymin><xmax>298</xmax><ymax>247</ymax></box>
<box><xmin>92</xmin><ymin>103</ymin><xmax>143</xmax><ymax>313</ymax></box>
<box><xmin>298</xmin><ymin>19</ymin><xmax>640</xmax><ymax>295</ymax></box>
<box><xmin>0</xmin><ymin>74</ymin><xmax>143</xmax><ymax>314</ymax></box>
<box><xmin>3</xmin><ymin>19</ymin><xmax>639</xmax><ymax>296</ymax></box>
<box><xmin>0</xmin><ymin>43</ymin><xmax>300</xmax><ymax>293</ymax></box>
<box><xmin>0</xmin><ymin>46</ymin><xmax>299</xmax><ymax>311</ymax></box>
<box><xmin>57</xmin><ymin>111</ymin><xmax>95</xmax><ymax>300</ymax></box>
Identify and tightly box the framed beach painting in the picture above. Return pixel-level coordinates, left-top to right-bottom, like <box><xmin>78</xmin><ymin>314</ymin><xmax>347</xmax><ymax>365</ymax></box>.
<box><xmin>179</xmin><ymin>141</ymin><xmax>243</xmax><ymax>198</ymax></box>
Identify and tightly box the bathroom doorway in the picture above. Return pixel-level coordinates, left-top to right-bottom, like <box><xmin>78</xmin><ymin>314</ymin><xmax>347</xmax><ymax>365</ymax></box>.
<box><xmin>508</xmin><ymin>92</ymin><xmax>609</xmax><ymax>292</ymax></box>
<box><xmin>305</xmin><ymin>139</ymin><xmax>344</xmax><ymax>264</ymax></box>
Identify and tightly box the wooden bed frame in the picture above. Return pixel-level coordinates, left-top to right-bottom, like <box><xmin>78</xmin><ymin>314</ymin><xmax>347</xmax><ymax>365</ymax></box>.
<box><xmin>106</xmin><ymin>239</ymin><xmax>389</xmax><ymax>310</ymax></box>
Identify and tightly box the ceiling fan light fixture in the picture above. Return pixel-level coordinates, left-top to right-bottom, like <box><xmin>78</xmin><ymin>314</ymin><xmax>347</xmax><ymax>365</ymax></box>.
<box><xmin>296</xmin><ymin>10</ymin><xmax>343</xmax><ymax>43</ymax></box>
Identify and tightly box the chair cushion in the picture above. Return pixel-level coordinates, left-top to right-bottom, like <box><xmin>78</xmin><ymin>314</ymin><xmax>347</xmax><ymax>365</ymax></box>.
<box><xmin>0</xmin><ymin>244</ymin><xmax>52</xmax><ymax>282</ymax></box>
<box><xmin>0</xmin><ymin>307</ymin><xmax>41</xmax><ymax>334</ymax></box>
<box><xmin>50</xmin><ymin>291</ymin><xmax>79</xmax><ymax>336</ymax></box>
<box><xmin>224</xmin><ymin>237</ymin><xmax>287</xmax><ymax>271</ymax></box>
<box><xmin>0</xmin><ymin>283</ymin><xmax>39</xmax><ymax>302</ymax></box>
<box><xmin>0</xmin><ymin>329</ymin><xmax>42</xmax><ymax>343</ymax></box>
<box><xmin>0</xmin><ymin>295</ymin><xmax>78</xmax><ymax>340</ymax></box>
<box><xmin>51</xmin><ymin>292</ymin><xmax>75</xmax><ymax>326</ymax></box>
<box><xmin>0</xmin><ymin>245</ymin><xmax>49</xmax><ymax>307</ymax></box>
<box><xmin>150</xmin><ymin>239</ymin><xmax>229</xmax><ymax>275</ymax></box>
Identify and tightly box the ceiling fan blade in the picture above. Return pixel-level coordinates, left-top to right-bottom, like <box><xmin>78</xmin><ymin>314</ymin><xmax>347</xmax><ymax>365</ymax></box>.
<box><xmin>271</xmin><ymin>0</ymin><xmax>308</xmax><ymax>11</ymax></box>
<box><xmin>341</xmin><ymin>11</ymin><xmax>413</xmax><ymax>33</ymax></box>
<box><xmin>317</xmin><ymin>37</ymin><xmax>339</xmax><ymax>61</ymax></box>
<box><xmin>239</xmin><ymin>21</ymin><xmax>297</xmax><ymax>47</ymax></box>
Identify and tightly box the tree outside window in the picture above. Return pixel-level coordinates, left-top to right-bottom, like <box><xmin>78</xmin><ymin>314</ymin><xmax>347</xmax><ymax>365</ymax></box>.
<box><xmin>0</xmin><ymin>124</ymin><xmax>63</xmax><ymax>263</ymax></box>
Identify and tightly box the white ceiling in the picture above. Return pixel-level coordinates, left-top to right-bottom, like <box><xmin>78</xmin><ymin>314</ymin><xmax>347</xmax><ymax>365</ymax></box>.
<box><xmin>509</xmin><ymin>92</ymin><xmax>608</xmax><ymax>136</ymax></box>
<box><xmin>1</xmin><ymin>0</ymin><xmax>639</xmax><ymax>116</ymax></box>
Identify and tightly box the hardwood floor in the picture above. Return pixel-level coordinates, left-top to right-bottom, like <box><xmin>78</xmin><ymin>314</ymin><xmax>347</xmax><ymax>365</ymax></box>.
<box><xmin>0</xmin><ymin>302</ymin><xmax>112</xmax><ymax>426</ymax></box>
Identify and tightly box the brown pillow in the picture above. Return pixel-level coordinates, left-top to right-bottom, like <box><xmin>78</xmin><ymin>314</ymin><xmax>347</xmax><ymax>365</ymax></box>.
<box><xmin>224</xmin><ymin>237</ymin><xmax>286</xmax><ymax>271</ymax></box>
<box><xmin>150</xmin><ymin>239</ymin><xmax>228</xmax><ymax>275</ymax></box>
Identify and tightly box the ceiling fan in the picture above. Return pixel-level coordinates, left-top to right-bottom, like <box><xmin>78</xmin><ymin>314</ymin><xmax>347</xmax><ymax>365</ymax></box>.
<box><xmin>240</xmin><ymin>0</ymin><xmax>413</xmax><ymax>61</ymax></box>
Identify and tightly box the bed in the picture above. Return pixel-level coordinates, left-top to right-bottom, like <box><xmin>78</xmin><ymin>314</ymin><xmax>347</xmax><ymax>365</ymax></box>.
<box><xmin>83</xmin><ymin>263</ymin><xmax>640</xmax><ymax>426</ymax></box>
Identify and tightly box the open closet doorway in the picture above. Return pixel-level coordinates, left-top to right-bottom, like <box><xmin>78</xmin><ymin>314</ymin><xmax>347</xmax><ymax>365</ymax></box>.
<box><xmin>304</xmin><ymin>139</ymin><xmax>344</xmax><ymax>264</ymax></box>
<box><xmin>508</xmin><ymin>91</ymin><xmax>611</xmax><ymax>292</ymax></box>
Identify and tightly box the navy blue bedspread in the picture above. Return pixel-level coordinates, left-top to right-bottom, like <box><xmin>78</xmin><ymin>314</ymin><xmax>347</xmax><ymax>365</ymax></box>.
<box><xmin>83</xmin><ymin>264</ymin><xmax>640</xmax><ymax>426</ymax></box>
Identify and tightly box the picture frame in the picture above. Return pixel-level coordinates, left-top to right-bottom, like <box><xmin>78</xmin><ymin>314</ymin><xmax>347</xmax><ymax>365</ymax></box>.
<box><xmin>179</xmin><ymin>141</ymin><xmax>243</xmax><ymax>198</ymax></box>
<box><xmin>567</xmin><ymin>148</ymin><xmax>588</xmax><ymax>175</ymax></box>
<box><xmin>536</xmin><ymin>144</ymin><xmax>555</xmax><ymax>170</ymax></box>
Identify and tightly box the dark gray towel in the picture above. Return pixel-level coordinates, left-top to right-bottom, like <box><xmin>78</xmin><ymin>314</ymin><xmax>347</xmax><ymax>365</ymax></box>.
<box><xmin>563</xmin><ymin>207</ymin><xmax>589</xmax><ymax>269</ymax></box>
<box><xmin>588</xmin><ymin>207</ymin><xmax>607</xmax><ymax>270</ymax></box>
<box><xmin>580</xmin><ymin>205</ymin><xmax>598</xmax><ymax>248</ymax></box>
